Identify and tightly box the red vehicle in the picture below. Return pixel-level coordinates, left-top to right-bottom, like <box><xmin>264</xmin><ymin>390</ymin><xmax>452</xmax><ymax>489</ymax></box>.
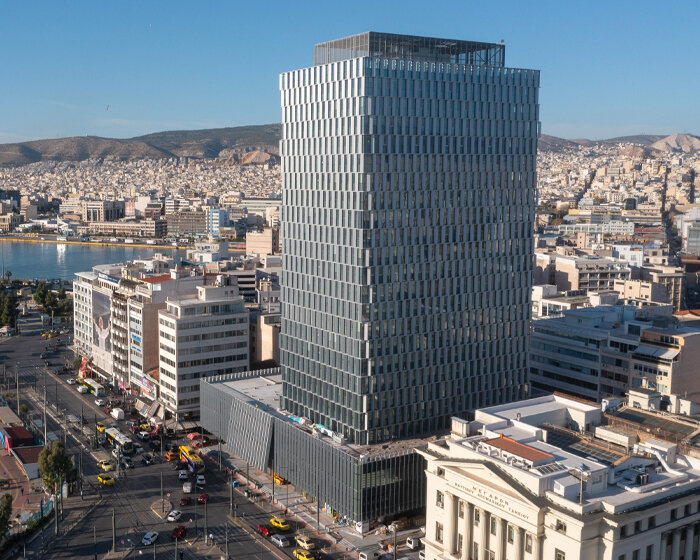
<box><xmin>171</xmin><ymin>526</ymin><xmax>187</xmax><ymax>540</ymax></box>
<box><xmin>257</xmin><ymin>524</ymin><xmax>273</xmax><ymax>537</ymax></box>
<box><xmin>186</xmin><ymin>432</ymin><xmax>201</xmax><ymax>441</ymax></box>
<box><xmin>179</xmin><ymin>497</ymin><xmax>190</xmax><ymax>507</ymax></box>
<box><xmin>197</xmin><ymin>493</ymin><xmax>209</xmax><ymax>504</ymax></box>
<box><xmin>129</xmin><ymin>426</ymin><xmax>137</xmax><ymax>434</ymax></box>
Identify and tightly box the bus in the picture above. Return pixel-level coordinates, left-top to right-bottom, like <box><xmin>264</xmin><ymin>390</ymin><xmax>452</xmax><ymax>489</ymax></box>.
<box><xmin>178</xmin><ymin>445</ymin><xmax>205</xmax><ymax>474</ymax></box>
<box><xmin>83</xmin><ymin>379</ymin><xmax>104</xmax><ymax>396</ymax></box>
<box><xmin>105</xmin><ymin>428</ymin><xmax>134</xmax><ymax>455</ymax></box>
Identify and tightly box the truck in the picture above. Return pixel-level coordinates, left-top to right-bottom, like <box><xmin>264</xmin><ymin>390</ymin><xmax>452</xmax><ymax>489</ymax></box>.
<box><xmin>110</xmin><ymin>408</ymin><xmax>125</xmax><ymax>421</ymax></box>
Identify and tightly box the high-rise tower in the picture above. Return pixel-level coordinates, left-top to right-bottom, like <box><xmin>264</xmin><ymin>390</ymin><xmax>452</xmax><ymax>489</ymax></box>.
<box><xmin>280</xmin><ymin>32</ymin><xmax>540</xmax><ymax>444</ymax></box>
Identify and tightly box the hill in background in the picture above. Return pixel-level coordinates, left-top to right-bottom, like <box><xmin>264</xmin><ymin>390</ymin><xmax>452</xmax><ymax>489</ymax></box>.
<box><xmin>0</xmin><ymin>124</ymin><xmax>280</xmax><ymax>166</ymax></box>
<box><xmin>0</xmin><ymin>125</ymin><xmax>697</xmax><ymax>166</ymax></box>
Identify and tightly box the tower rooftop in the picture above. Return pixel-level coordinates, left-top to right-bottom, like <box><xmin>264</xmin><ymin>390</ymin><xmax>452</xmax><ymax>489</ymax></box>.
<box><xmin>314</xmin><ymin>31</ymin><xmax>505</xmax><ymax>67</ymax></box>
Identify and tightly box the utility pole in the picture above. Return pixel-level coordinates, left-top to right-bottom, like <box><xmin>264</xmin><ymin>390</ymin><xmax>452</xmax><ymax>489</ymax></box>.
<box><xmin>161</xmin><ymin>471</ymin><xmax>164</xmax><ymax>514</ymax></box>
<box><xmin>54</xmin><ymin>488</ymin><xmax>59</xmax><ymax>535</ymax></box>
<box><xmin>43</xmin><ymin>385</ymin><xmax>47</xmax><ymax>444</ymax></box>
<box><xmin>229</xmin><ymin>473</ymin><xmax>233</xmax><ymax>516</ymax></box>
<box><xmin>317</xmin><ymin>484</ymin><xmax>320</xmax><ymax>531</ymax></box>
<box><xmin>175</xmin><ymin>535</ymin><xmax>178</xmax><ymax>559</ymax></box>
<box><xmin>194</xmin><ymin>493</ymin><xmax>198</xmax><ymax>538</ymax></box>
<box><xmin>225</xmin><ymin>524</ymin><xmax>229</xmax><ymax>558</ymax></box>
<box><xmin>112</xmin><ymin>508</ymin><xmax>116</xmax><ymax>551</ymax></box>
<box><xmin>393</xmin><ymin>526</ymin><xmax>397</xmax><ymax>560</ymax></box>
<box><xmin>218</xmin><ymin>436</ymin><xmax>222</xmax><ymax>471</ymax></box>
<box><xmin>204</xmin><ymin>500</ymin><xmax>208</xmax><ymax>544</ymax></box>
<box><xmin>93</xmin><ymin>525</ymin><xmax>97</xmax><ymax>560</ymax></box>
<box><xmin>153</xmin><ymin>540</ymin><xmax>156</xmax><ymax>560</ymax></box>
<box><xmin>79</xmin><ymin>449</ymin><xmax>84</xmax><ymax>500</ymax></box>
<box><xmin>15</xmin><ymin>363</ymin><xmax>19</xmax><ymax>415</ymax></box>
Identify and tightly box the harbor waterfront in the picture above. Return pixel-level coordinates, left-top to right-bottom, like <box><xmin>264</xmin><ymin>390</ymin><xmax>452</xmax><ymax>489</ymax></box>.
<box><xmin>0</xmin><ymin>238</ymin><xmax>187</xmax><ymax>281</ymax></box>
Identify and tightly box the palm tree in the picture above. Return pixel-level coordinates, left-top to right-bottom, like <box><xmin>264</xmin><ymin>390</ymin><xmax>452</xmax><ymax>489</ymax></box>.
<box><xmin>3</xmin><ymin>271</ymin><xmax>10</xmax><ymax>284</ymax></box>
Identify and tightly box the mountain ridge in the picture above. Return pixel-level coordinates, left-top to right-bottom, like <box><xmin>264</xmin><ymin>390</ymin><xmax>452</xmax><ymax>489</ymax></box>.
<box><xmin>0</xmin><ymin>126</ymin><xmax>696</xmax><ymax>166</ymax></box>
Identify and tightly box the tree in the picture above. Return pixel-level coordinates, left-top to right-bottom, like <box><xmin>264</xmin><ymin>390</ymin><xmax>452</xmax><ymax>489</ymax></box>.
<box><xmin>57</xmin><ymin>287</ymin><xmax>66</xmax><ymax>300</ymax></box>
<box><xmin>0</xmin><ymin>493</ymin><xmax>11</xmax><ymax>536</ymax></box>
<box><xmin>3</xmin><ymin>271</ymin><xmax>10</xmax><ymax>284</ymax></box>
<box><xmin>38</xmin><ymin>442</ymin><xmax>72</xmax><ymax>495</ymax></box>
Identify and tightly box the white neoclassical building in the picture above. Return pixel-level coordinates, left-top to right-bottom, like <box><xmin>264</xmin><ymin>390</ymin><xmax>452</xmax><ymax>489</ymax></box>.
<box><xmin>418</xmin><ymin>395</ymin><xmax>700</xmax><ymax>560</ymax></box>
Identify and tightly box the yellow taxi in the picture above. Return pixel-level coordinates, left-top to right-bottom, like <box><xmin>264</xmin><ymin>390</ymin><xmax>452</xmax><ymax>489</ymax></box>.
<box><xmin>97</xmin><ymin>459</ymin><xmax>115</xmax><ymax>472</ymax></box>
<box><xmin>95</xmin><ymin>422</ymin><xmax>106</xmax><ymax>433</ymax></box>
<box><xmin>97</xmin><ymin>474</ymin><xmax>115</xmax><ymax>486</ymax></box>
<box><xmin>293</xmin><ymin>550</ymin><xmax>314</xmax><ymax>560</ymax></box>
<box><xmin>270</xmin><ymin>517</ymin><xmax>291</xmax><ymax>531</ymax></box>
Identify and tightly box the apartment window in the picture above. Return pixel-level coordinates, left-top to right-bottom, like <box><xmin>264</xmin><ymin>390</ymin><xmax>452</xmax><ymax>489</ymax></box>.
<box><xmin>671</xmin><ymin>509</ymin><xmax>677</xmax><ymax>521</ymax></box>
<box><xmin>555</xmin><ymin>550</ymin><xmax>565</xmax><ymax>560</ymax></box>
<box><xmin>634</xmin><ymin>521</ymin><xmax>641</xmax><ymax>534</ymax></box>
<box><xmin>645</xmin><ymin>545</ymin><xmax>653</xmax><ymax>560</ymax></box>
<box><xmin>525</xmin><ymin>535</ymin><xmax>532</xmax><ymax>553</ymax></box>
<box><xmin>620</xmin><ymin>525</ymin><xmax>627</xmax><ymax>538</ymax></box>
<box><xmin>684</xmin><ymin>504</ymin><xmax>691</xmax><ymax>516</ymax></box>
<box><xmin>436</xmin><ymin>467</ymin><xmax>445</xmax><ymax>477</ymax></box>
<box><xmin>507</xmin><ymin>525</ymin><xmax>514</xmax><ymax>544</ymax></box>
<box><xmin>618</xmin><ymin>555</ymin><xmax>625</xmax><ymax>560</ymax></box>
<box><xmin>555</xmin><ymin>520</ymin><xmax>567</xmax><ymax>533</ymax></box>
<box><xmin>436</xmin><ymin>490</ymin><xmax>444</xmax><ymax>508</ymax></box>
<box><xmin>457</xmin><ymin>534</ymin><xmax>463</xmax><ymax>554</ymax></box>
<box><xmin>474</xmin><ymin>509</ymin><xmax>480</xmax><ymax>526</ymax></box>
<box><xmin>490</xmin><ymin>518</ymin><xmax>497</xmax><ymax>536</ymax></box>
<box><xmin>435</xmin><ymin>522</ymin><xmax>443</xmax><ymax>544</ymax></box>
<box><xmin>472</xmin><ymin>543</ymin><xmax>479</xmax><ymax>559</ymax></box>
<box><xmin>632</xmin><ymin>550</ymin><xmax>639</xmax><ymax>560</ymax></box>
<box><xmin>648</xmin><ymin>516</ymin><xmax>655</xmax><ymax>529</ymax></box>
<box><xmin>458</xmin><ymin>500</ymin><xmax>465</xmax><ymax>519</ymax></box>
<box><xmin>487</xmin><ymin>552</ymin><xmax>495</xmax><ymax>560</ymax></box>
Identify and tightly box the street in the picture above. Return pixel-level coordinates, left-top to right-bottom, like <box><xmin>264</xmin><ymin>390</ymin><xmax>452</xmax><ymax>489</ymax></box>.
<box><xmin>3</xmin><ymin>313</ymin><xmax>336</xmax><ymax>560</ymax></box>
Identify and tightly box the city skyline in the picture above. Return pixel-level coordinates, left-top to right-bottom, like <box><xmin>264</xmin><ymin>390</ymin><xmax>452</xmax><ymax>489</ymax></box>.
<box><xmin>1</xmin><ymin>0</ymin><xmax>698</xmax><ymax>143</ymax></box>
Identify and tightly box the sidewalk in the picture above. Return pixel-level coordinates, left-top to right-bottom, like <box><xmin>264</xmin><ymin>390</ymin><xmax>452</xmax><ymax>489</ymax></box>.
<box><xmin>6</xmin><ymin>489</ymin><xmax>102</xmax><ymax>559</ymax></box>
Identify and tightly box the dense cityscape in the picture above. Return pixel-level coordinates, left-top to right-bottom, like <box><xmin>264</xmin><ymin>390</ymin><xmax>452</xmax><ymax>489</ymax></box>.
<box><xmin>0</xmin><ymin>23</ymin><xmax>699</xmax><ymax>560</ymax></box>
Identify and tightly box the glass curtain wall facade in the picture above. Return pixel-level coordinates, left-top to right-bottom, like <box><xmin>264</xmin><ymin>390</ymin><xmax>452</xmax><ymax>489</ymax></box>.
<box><xmin>280</xmin><ymin>32</ymin><xmax>540</xmax><ymax>445</ymax></box>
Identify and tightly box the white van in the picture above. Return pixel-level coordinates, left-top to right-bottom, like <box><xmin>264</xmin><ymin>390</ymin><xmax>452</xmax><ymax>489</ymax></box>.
<box><xmin>406</xmin><ymin>536</ymin><xmax>422</xmax><ymax>550</ymax></box>
<box><xmin>359</xmin><ymin>551</ymin><xmax>382</xmax><ymax>560</ymax></box>
<box><xmin>182</xmin><ymin>482</ymin><xmax>193</xmax><ymax>493</ymax></box>
<box><xmin>270</xmin><ymin>534</ymin><xmax>290</xmax><ymax>548</ymax></box>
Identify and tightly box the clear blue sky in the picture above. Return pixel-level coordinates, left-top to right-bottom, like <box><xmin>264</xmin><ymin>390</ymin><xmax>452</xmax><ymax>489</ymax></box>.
<box><xmin>1</xmin><ymin>0</ymin><xmax>698</xmax><ymax>142</ymax></box>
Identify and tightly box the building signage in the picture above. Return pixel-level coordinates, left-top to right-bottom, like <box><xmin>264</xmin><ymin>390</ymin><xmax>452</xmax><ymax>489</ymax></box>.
<box><xmin>130</xmin><ymin>333</ymin><xmax>142</xmax><ymax>344</ymax></box>
<box><xmin>97</xmin><ymin>272</ymin><xmax>120</xmax><ymax>287</ymax></box>
<box><xmin>453</xmin><ymin>481</ymin><xmax>532</xmax><ymax>523</ymax></box>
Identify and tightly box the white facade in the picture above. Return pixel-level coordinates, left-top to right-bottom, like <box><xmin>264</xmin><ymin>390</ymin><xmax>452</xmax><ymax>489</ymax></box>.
<box><xmin>158</xmin><ymin>284</ymin><xmax>249</xmax><ymax>420</ymax></box>
<box><xmin>419</xmin><ymin>395</ymin><xmax>700</xmax><ymax>560</ymax></box>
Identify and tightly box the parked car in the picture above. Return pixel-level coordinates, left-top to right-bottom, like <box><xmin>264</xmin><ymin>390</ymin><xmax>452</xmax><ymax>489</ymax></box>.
<box><xmin>95</xmin><ymin>398</ymin><xmax>106</xmax><ymax>407</ymax></box>
<box><xmin>197</xmin><ymin>493</ymin><xmax>209</xmax><ymax>504</ymax></box>
<box><xmin>126</xmin><ymin>419</ymin><xmax>138</xmax><ymax>428</ymax></box>
<box><xmin>171</xmin><ymin>526</ymin><xmax>186</xmax><ymax>540</ymax></box>
<box><xmin>257</xmin><ymin>524</ymin><xmax>273</xmax><ymax>537</ymax></box>
<box><xmin>182</xmin><ymin>482</ymin><xmax>193</xmax><ymax>494</ymax></box>
<box><xmin>293</xmin><ymin>550</ymin><xmax>314</xmax><ymax>560</ymax></box>
<box><xmin>66</xmin><ymin>378</ymin><xmax>75</xmax><ymax>385</ymax></box>
<box><xmin>141</xmin><ymin>532</ymin><xmax>159</xmax><ymax>546</ymax></box>
<box><xmin>196</xmin><ymin>474</ymin><xmax>205</xmax><ymax>486</ymax></box>
<box><xmin>270</xmin><ymin>517</ymin><xmax>290</xmax><ymax>531</ymax></box>
<box><xmin>165</xmin><ymin>451</ymin><xmax>178</xmax><ymax>461</ymax></box>
<box><xmin>121</xmin><ymin>457</ymin><xmax>134</xmax><ymax>469</ymax></box>
<box><xmin>178</xmin><ymin>496</ymin><xmax>190</xmax><ymax>507</ymax></box>
<box><xmin>137</xmin><ymin>431</ymin><xmax>150</xmax><ymax>441</ymax></box>
<box><xmin>77</xmin><ymin>385</ymin><xmax>88</xmax><ymax>394</ymax></box>
<box><xmin>178</xmin><ymin>470</ymin><xmax>189</xmax><ymax>481</ymax></box>
<box><xmin>141</xmin><ymin>454</ymin><xmax>153</xmax><ymax>466</ymax></box>
<box><xmin>166</xmin><ymin>510</ymin><xmax>182</xmax><ymax>522</ymax></box>
<box><xmin>271</xmin><ymin>534</ymin><xmax>290</xmax><ymax>548</ymax></box>
<box><xmin>295</xmin><ymin>536</ymin><xmax>315</xmax><ymax>550</ymax></box>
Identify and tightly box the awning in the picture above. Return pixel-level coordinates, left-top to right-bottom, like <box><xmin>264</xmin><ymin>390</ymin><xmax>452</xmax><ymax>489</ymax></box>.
<box><xmin>134</xmin><ymin>399</ymin><xmax>150</xmax><ymax>418</ymax></box>
<box><xmin>146</xmin><ymin>401</ymin><xmax>160</xmax><ymax>418</ymax></box>
<box><xmin>633</xmin><ymin>344</ymin><xmax>679</xmax><ymax>360</ymax></box>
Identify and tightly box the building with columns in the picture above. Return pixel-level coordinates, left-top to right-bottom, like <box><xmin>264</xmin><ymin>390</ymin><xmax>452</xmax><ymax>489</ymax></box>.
<box><xmin>419</xmin><ymin>395</ymin><xmax>700</xmax><ymax>560</ymax></box>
